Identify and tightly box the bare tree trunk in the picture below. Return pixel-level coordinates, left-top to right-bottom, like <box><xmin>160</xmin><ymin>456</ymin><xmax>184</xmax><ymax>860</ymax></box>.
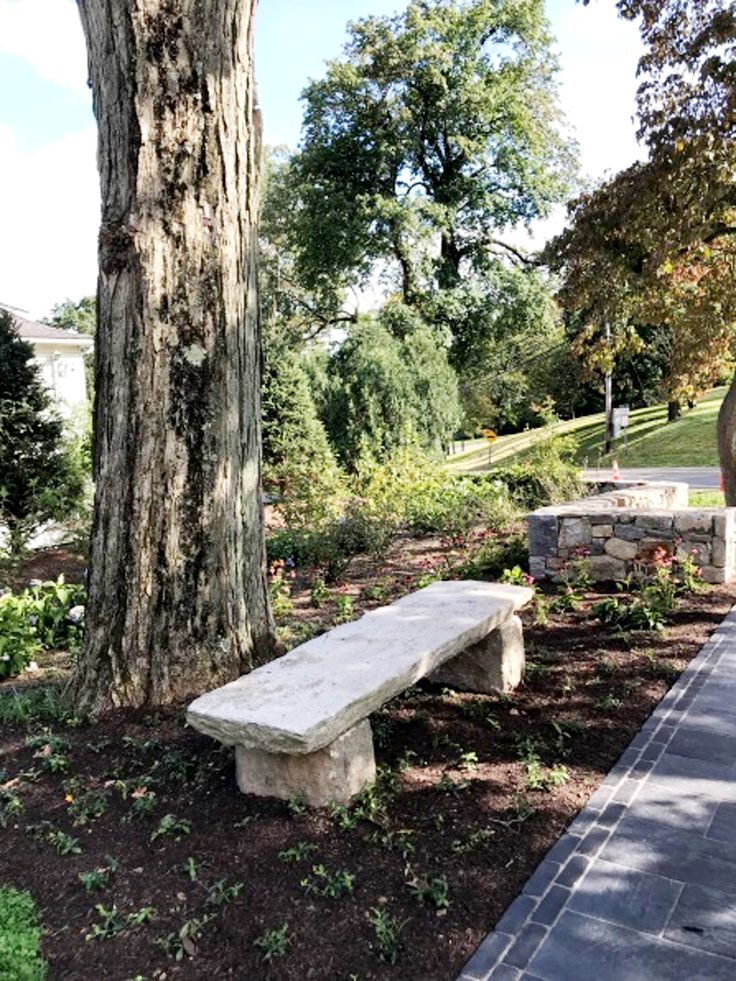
<box><xmin>71</xmin><ymin>0</ymin><xmax>273</xmax><ymax>715</ymax></box>
<box><xmin>718</xmin><ymin>371</ymin><xmax>736</xmax><ymax>506</ymax></box>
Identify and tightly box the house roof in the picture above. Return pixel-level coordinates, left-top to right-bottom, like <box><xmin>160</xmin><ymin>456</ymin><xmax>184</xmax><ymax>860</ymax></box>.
<box><xmin>2</xmin><ymin>309</ymin><xmax>93</xmax><ymax>347</ymax></box>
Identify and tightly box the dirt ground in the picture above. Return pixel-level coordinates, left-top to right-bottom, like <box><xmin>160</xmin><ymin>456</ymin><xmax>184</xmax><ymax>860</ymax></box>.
<box><xmin>1</xmin><ymin>542</ymin><xmax>733</xmax><ymax>980</ymax></box>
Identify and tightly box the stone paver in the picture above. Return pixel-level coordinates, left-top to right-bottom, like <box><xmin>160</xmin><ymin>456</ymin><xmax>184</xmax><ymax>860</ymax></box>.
<box><xmin>459</xmin><ymin>606</ymin><xmax>736</xmax><ymax>980</ymax></box>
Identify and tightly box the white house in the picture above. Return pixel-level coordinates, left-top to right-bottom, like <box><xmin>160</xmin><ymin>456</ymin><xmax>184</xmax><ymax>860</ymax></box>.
<box><xmin>12</xmin><ymin>312</ymin><xmax>93</xmax><ymax>416</ymax></box>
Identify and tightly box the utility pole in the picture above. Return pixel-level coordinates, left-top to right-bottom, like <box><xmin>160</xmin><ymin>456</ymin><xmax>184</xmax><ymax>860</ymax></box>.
<box><xmin>604</xmin><ymin>321</ymin><xmax>613</xmax><ymax>454</ymax></box>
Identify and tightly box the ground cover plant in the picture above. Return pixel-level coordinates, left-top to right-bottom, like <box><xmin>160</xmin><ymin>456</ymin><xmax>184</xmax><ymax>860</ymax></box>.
<box><xmin>1</xmin><ymin>531</ymin><xmax>732</xmax><ymax>979</ymax></box>
<box><xmin>0</xmin><ymin>885</ymin><xmax>47</xmax><ymax>979</ymax></box>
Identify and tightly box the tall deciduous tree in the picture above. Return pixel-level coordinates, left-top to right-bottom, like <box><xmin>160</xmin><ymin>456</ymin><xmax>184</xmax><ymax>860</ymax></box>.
<box><xmin>288</xmin><ymin>0</ymin><xmax>574</xmax><ymax>319</ymax></box>
<box><xmin>545</xmin><ymin>161</ymin><xmax>735</xmax><ymax>422</ymax></box>
<box><xmin>71</xmin><ymin>0</ymin><xmax>272</xmax><ymax>714</ymax></box>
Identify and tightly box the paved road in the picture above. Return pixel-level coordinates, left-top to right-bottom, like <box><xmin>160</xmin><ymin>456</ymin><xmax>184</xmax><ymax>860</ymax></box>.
<box><xmin>583</xmin><ymin>467</ymin><xmax>720</xmax><ymax>490</ymax></box>
<box><xmin>460</xmin><ymin>607</ymin><xmax>736</xmax><ymax>980</ymax></box>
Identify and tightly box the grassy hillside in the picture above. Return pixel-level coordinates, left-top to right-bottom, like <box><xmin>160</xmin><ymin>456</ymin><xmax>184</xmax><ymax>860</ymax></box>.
<box><xmin>447</xmin><ymin>387</ymin><xmax>724</xmax><ymax>473</ymax></box>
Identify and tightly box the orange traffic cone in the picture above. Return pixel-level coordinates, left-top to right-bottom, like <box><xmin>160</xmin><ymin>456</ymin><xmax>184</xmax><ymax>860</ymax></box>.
<box><xmin>612</xmin><ymin>459</ymin><xmax>621</xmax><ymax>482</ymax></box>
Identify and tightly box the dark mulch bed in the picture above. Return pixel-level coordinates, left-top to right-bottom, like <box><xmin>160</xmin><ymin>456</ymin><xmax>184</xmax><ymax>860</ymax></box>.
<box><xmin>0</xmin><ymin>548</ymin><xmax>733</xmax><ymax>979</ymax></box>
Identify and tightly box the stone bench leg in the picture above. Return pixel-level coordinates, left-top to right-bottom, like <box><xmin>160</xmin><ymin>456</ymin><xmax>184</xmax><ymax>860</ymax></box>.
<box><xmin>430</xmin><ymin>615</ymin><xmax>525</xmax><ymax>694</ymax></box>
<box><xmin>235</xmin><ymin>719</ymin><xmax>376</xmax><ymax>807</ymax></box>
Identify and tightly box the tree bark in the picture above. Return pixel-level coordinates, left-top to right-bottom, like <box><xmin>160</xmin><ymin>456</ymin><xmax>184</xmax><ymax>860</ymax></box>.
<box><xmin>72</xmin><ymin>0</ymin><xmax>273</xmax><ymax>714</ymax></box>
<box><xmin>718</xmin><ymin>370</ymin><xmax>736</xmax><ymax>506</ymax></box>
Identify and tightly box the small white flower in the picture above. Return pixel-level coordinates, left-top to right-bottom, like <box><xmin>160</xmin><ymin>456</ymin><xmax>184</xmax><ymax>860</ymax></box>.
<box><xmin>67</xmin><ymin>605</ymin><xmax>85</xmax><ymax>625</ymax></box>
<box><xmin>26</xmin><ymin>661</ymin><xmax>39</xmax><ymax>673</ymax></box>
<box><xmin>0</xmin><ymin>654</ymin><xmax>10</xmax><ymax>662</ymax></box>
<box><xmin>27</xmin><ymin>615</ymin><xmax>38</xmax><ymax>626</ymax></box>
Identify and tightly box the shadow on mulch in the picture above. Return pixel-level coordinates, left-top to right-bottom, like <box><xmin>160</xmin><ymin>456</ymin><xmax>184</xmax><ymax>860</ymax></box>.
<box><xmin>1</xmin><ymin>569</ymin><xmax>732</xmax><ymax>979</ymax></box>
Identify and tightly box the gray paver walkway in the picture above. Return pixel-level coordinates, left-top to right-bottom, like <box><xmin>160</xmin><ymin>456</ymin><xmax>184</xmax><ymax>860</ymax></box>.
<box><xmin>459</xmin><ymin>606</ymin><xmax>736</xmax><ymax>981</ymax></box>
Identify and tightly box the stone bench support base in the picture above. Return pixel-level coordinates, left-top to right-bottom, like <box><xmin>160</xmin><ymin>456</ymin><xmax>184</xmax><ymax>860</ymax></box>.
<box><xmin>235</xmin><ymin>719</ymin><xmax>376</xmax><ymax>807</ymax></box>
<box><xmin>430</xmin><ymin>615</ymin><xmax>525</xmax><ymax>694</ymax></box>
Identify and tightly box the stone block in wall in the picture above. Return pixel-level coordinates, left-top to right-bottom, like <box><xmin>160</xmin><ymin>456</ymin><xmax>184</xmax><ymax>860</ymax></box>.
<box><xmin>604</xmin><ymin>537</ymin><xmax>639</xmax><ymax>561</ymax></box>
<box><xmin>634</xmin><ymin>513</ymin><xmax>674</xmax><ymax>531</ymax></box>
<box><xmin>591</xmin><ymin>525</ymin><xmax>613</xmax><ymax>538</ymax></box>
<box><xmin>674</xmin><ymin>511</ymin><xmax>714</xmax><ymax>535</ymax></box>
<box><xmin>700</xmin><ymin>565</ymin><xmax>727</xmax><ymax>584</ymax></box>
<box><xmin>640</xmin><ymin>535</ymin><xmax>677</xmax><ymax>548</ymax></box>
<box><xmin>614</xmin><ymin>524</ymin><xmax>645</xmax><ymax>542</ymax></box>
<box><xmin>588</xmin><ymin>554</ymin><xmax>627</xmax><ymax>581</ymax></box>
<box><xmin>677</xmin><ymin>542</ymin><xmax>711</xmax><ymax>565</ymax></box>
<box><xmin>712</xmin><ymin>538</ymin><xmax>727</xmax><ymax>568</ymax></box>
<box><xmin>589</xmin><ymin>542</ymin><xmax>605</xmax><ymax>556</ymax></box>
<box><xmin>529</xmin><ymin>556</ymin><xmax>547</xmax><ymax>580</ymax></box>
<box><xmin>714</xmin><ymin>511</ymin><xmax>734</xmax><ymax>538</ymax></box>
<box><xmin>527</xmin><ymin>515</ymin><xmax>559</xmax><ymax>558</ymax></box>
<box><xmin>559</xmin><ymin>518</ymin><xmax>591</xmax><ymax>548</ymax></box>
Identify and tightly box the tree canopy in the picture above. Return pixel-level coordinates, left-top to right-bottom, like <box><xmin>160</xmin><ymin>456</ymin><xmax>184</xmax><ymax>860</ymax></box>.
<box><xmin>287</xmin><ymin>0</ymin><xmax>575</xmax><ymax>309</ymax></box>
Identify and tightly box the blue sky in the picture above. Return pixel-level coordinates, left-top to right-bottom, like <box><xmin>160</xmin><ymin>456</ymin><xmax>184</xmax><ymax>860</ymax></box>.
<box><xmin>0</xmin><ymin>0</ymin><xmax>643</xmax><ymax>317</ymax></box>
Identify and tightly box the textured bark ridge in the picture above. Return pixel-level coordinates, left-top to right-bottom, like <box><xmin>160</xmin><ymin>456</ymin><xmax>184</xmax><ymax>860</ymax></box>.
<box><xmin>72</xmin><ymin>0</ymin><xmax>273</xmax><ymax>714</ymax></box>
<box><xmin>718</xmin><ymin>370</ymin><xmax>736</xmax><ymax>506</ymax></box>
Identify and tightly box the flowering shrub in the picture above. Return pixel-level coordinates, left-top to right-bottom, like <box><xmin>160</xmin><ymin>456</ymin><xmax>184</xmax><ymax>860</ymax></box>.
<box><xmin>0</xmin><ymin>594</ymin><xmax>40</xmax><ymax>679</ymax></box>
<box><xmin>0</xmin><ymin>576</ymin><xmax>85</xmax><ymax>679</ymax></box>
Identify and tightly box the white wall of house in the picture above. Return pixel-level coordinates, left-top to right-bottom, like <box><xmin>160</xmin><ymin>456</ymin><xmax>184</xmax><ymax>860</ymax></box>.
<box><xmin>31</xmin><ymin>340</ymin><xmax>90</xmax><ymax>416</ymax></box>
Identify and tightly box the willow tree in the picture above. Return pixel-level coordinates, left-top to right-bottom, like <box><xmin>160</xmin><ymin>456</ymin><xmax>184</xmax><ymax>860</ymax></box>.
<box><xmin>71</xmin><ymin>0</ymin><xmax>273</xmax><ymax>714</ymax></box>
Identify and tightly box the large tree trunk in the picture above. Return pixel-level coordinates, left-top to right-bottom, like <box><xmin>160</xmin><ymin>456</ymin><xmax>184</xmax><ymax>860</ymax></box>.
<box><xmin>72</xmin><ymin>0</ymin><xmax>273</xmax><ymax>715</ymax></box>
<box><xmin>718</xmin><ymin>371</ymin><xmax>736</xmax><ymax>506</ymax></box>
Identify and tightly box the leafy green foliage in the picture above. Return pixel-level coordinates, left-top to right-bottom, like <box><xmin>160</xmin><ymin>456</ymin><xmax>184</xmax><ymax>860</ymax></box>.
<box><xmin>290</xmin><ymin>0</ymin><xmax>573</xmax><ymax>307</ymax></box>
<box><xmin>493</xmin><ymin>430</ymin><xmax>582</xmax><ymax>509</ymax></box>
<box><xmin>405</xmin><ymin>868</ymin><xmax>450</xmax><ymax>910</ymax></box>
<box><xmin>253</xmin><ymin>923</ymin><xmax>292</xmax><ymax>962</ymax></box>
<box><xmin>367</xmin><ymin>907</ymin><xmax>406</xmax><ymax>964</ymax></box>
<box><xmin>0</xmin><ymin>886</ymin><xmax>46</xmax><ymax>980</ymax></box>
<box><xmin>324</xmin><ymin>317</ymin><xmax>460</xmax><ymax>466</ymax></box>
<box><xmin>0</xmin><ymin>685</ymin><xmax>70</xmax><ymax>726</ymax></box>
<box><xmin>150</xmin><ymin>814</ymin><xmax>191</xmax><ymax>843</ymax></box>
<box><xmin>261</xmin><ymin>333</ymin><xmax>346</xmax><ymax>529</ymax></box>
<box><xmin>0</xmin><ymin>578</ymin><xmax>85</xmax><ymax>679</ymax></box>
<box><xmin>300</xmin><ymin>864</ymin><xmax>356</xmax><ymax>899</ymax></box>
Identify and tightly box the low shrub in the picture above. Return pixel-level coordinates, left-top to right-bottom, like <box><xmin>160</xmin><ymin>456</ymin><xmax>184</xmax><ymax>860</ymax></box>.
<box><xmin>0</xmin><ymin>577</ymin><xmax>85</xmax><ymax>679</ymax></box>
<box><xmin>493</xmin><ymin>433</ymin><xmax>582</xmax><ymax>510</ymax></box>
<box><xmin>457</xmin><ymin>533</ymin><xmax>529</xmax><ymax>579</ymax></box>
<box><xmin>0</xmin><ymin>886</ymin><xmax>47</xmax><ymax>980</ymax></box>
<box><xmin>404</xmin><ymin>473</ymin><xmax>517</xmax><ymax>539</ymax></box>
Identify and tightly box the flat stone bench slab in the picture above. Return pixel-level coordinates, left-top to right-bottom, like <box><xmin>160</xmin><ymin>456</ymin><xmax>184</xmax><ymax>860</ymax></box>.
<box><xmin>187</xmin><ymin>580</ymin><xmax>532</xmax><ymax>757</ymax></box>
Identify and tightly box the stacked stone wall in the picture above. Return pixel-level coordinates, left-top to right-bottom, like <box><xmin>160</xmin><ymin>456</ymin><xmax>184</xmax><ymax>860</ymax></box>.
<box><xmin>528</xmin><ymin>481</ymin><xmax>736</xmax><ymax>584</ymax></box>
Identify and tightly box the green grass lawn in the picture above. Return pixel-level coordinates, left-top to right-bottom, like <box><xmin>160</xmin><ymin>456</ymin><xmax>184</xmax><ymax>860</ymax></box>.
<box><xmin>690</xmin><ymin>490</ymin><xmax>725</xmax><ymax>507</ymax></box>
<box><xmin>448</xmin><ymin>387</ymin><xmax>725</xmax><ymax>473</ymax></box>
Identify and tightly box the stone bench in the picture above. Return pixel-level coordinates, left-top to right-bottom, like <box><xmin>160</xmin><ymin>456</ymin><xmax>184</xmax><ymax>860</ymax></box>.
<box><xmin>187</xmin><ymin>580</ymin><xmax>533</xmax><ymax>806</ymax></box>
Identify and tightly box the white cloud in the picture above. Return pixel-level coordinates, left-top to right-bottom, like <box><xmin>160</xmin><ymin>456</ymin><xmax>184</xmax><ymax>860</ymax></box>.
<box><xmin>0</xmin><ymin>0</ymin><xmax>87</xmax><ymax>91</ymax></box>
<box><xmin>0</xmin><ymin>125</ymin><xmax>99</xmax><ymax>318</ymax></box>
